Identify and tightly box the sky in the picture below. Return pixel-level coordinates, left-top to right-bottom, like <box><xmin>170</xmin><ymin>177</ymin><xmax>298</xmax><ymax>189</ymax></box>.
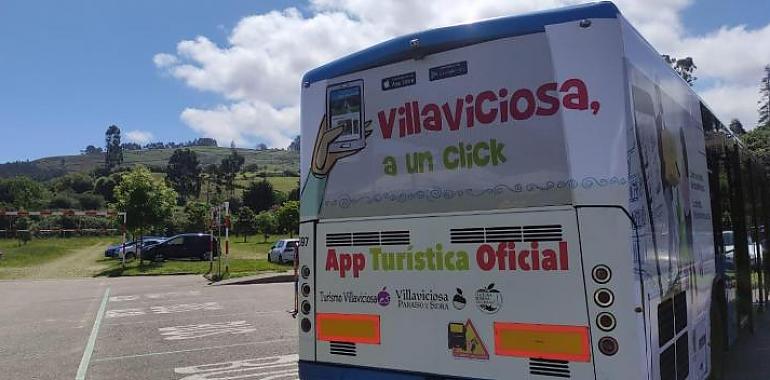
<box><xmin>1</xmin><ymin>0</ymin><xmax>769</xmax><ymax>163</ymax></box>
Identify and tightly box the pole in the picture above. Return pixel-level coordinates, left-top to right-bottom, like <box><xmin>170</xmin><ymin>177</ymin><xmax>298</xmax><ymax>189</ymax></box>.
<box><xmin>121</xmin><ymin>213</ymin><xmax>127</xmax><ymax>269</ymax></box>
<box><xmin>224</xmin><ymin>202</ymin><xmax>230</xmax><ymax>274</ymax></box>
<box><xmin>209</xmin><ymin>208</ymin><xmax>214</xmax><ymax>274</ymax></box>
<box><xmin>217</xmin><ymin>207</ymin><xmax>222</xmax><ymax>279</ymax></box>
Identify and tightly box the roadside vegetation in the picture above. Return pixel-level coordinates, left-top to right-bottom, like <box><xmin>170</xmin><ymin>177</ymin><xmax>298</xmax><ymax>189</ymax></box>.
<box><xmin>0</xmin><ymin>234</ymin><xmax>295</xmax><ymax>280</ymax></box>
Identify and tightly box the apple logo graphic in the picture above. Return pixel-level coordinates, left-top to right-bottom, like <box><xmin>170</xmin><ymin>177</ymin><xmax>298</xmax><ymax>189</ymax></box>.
<box><xmin>378</xmin><ymin>287</ymin><xmax>391</xmax><ymax>307</ymax></box>
<box><xmin>453</xmin><ymin>288</ymin><xmax>467</xmax><ymax>310</ymax></box>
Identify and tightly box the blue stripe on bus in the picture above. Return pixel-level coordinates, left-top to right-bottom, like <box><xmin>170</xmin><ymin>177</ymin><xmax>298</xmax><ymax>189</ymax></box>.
<box><xmin>298</xmin><ymin>361</ymin><xmax>489</xmax><ymax>380</ymax></box>
<box><xmin>302</xmin><ymin>1</ymin><xmax>620</xmax><ymax>85</ymax></box>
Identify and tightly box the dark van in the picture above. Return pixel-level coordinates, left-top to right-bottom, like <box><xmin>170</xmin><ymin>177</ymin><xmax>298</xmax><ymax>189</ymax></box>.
<box><xmin>141</xmin><ymin>233</ymin><xmax>219</xmax><ymax>261</ymax></box>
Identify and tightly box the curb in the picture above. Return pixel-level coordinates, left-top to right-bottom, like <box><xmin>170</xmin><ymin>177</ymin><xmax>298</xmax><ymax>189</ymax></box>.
<box><xmin>208</xmin><ymin>271</ymin><xmax>295</xmax><ymax>286</ymax></box>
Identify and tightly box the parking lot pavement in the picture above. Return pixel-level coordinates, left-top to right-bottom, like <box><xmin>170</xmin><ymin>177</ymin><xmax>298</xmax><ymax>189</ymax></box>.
<box><xmin>0</xmin><ymin>275</ymin><xmax>298</xmax><ymax>380</ymax></box>
<box><xmin>724</xmin><ymin>309</ymin><xmax>770</xmax><ymax>379</ymax></box>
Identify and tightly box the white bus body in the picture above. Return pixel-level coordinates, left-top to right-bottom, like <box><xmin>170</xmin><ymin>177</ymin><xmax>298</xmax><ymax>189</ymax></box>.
<box><xmin>298</xmin><ymin>3</ymin><xmax>719</xmax><ymax>379</ymax></box>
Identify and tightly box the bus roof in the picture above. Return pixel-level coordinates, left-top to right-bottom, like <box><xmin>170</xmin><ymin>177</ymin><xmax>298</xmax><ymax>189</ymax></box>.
<box><xmin>302</xmin><ymin>1</ymin><xmax>620</xmax><ymax>85</ymax></box>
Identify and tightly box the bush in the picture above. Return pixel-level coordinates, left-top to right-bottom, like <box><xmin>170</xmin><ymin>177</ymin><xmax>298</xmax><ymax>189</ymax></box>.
<box><xmin>49</xmin><ymin>194</ymin><xmax>78</xmax><ymax>209</ymax></box>
<box><xmin>76</xmin><ymin>193</ymin><xmax>105</xmax><ymax>210</ymax></box>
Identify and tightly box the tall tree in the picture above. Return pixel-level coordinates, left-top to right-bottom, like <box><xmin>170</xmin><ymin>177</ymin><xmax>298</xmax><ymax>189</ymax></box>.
<box><xmin>255</xmin><ymin>211</ymin><xmax>277</xmax><ymax>243</ymax></box>
<box><xmin>104</xmin><ymin>125</ymin><xmax>123</xmax><ymax>171</ymax></box>
<box><xmin>184</xmin><ymin>201</ymin><xmax>210</xmax><ymax>232</ymax></box>
<box><xmin>729</xmin><ymin>119</ymin><xmax>747</xmax><ymax>136</ymax></box>
<box><xmin>114</xmin><ymin>166</ymin><xmax>177</xmax><ymax>265</ymax></box>
<box><xmin>219</xmin><ymin>150</ymin><xmax>245</xmax><ymax>197</ymax></box>
<box><xmin>202</xmin><ymin>164</ymin><xmax>219</xmax><ymax>203</ymax></box>
<box><xmin>662</xmin><ymin>55</ymin><xmax>697</xmax><ymax>86</ymax></box>
<box><xmin>276</xmin><ymin>201</ymin><xmax>299</xmax><ymax>237</ymax></box>
<box><xmin>234</xmin><ymin>207</ymin><xmax>257</xmax><ymax>242</ymax></box>
<box><xmin>243</xmin><ymin>179</ymin><xmax>275</xmax><ymax>213</ymax></box>
<box><xmin>760</xmin><ymin>64</ymin><xmax>770</xmax><ymax>129</ymax></box>
<box><xmin>166</xmin><ymin>149</ymin><xmax>202</xmax><ymax>203</ymax></box>
<box><xmin>288</xmin><ymin>135</ymin><xmax>300</xmax><ymax>151</ymax></box>
<box><xmin>287</xmin><ymin>185</ymin><xmax>300</xmax><ymax>202</ymax></box>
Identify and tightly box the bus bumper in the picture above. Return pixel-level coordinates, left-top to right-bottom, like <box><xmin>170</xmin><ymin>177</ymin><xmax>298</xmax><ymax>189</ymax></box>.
<box><xmin>298</xmin><ymin>361</ymin><xmax>486</xmax><ymax>380</ymax></box>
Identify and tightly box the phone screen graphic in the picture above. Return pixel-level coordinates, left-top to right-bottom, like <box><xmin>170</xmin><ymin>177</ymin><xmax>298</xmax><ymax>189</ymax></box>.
<box><xmin>327</xmin><ymin>80</ymin><xmax>364</xmax><ymax>152</ymax></box>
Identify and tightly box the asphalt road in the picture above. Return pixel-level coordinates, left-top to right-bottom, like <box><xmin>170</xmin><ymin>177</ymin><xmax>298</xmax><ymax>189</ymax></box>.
<box><xmin>0</xmin><ymin>275</ymin><xmax>298</xmax><ymax>380</ymax></box>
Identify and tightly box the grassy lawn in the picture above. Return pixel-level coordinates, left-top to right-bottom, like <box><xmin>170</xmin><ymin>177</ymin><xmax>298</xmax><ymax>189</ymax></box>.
<box><xmin>95</xmin><ymin>234</ymin><xmax>296</xmax><ymax>279</ymax></box>
<box><xmin>0</xmin><ymin>234</ymin><xmax>295</xmax><ymax>280</ymax></box>
<box><xmin>95</xmin><ymin>257</ymin><xmax>290</xmax><ymax>278</ymax></box>
<box><xmin>0</xmin><ymin>236</ymin><xmax>115</xmax><ymax>280</ymax></box>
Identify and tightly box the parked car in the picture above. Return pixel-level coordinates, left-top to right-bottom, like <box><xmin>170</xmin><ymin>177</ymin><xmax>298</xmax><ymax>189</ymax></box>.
<box><xmin>141</xmin><ymin>233</ymin><xmax>219</xmax><ymax>261</ymax></box>
<box><xmin>105</xmin><ymin>236</ymin><xmax>165</xmax><ymax>259</ymax></box>
<box><xmin>267</xmin><ymin>239</ymin><xmax>299</xmax><ymax>264</ymax></box>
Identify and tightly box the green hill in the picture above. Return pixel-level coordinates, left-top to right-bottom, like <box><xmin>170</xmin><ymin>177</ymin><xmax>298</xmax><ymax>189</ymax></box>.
<box><xmin>0</xmin><ymin>147</ymin><xmax>299</xmax><ymax>180</ymax></box>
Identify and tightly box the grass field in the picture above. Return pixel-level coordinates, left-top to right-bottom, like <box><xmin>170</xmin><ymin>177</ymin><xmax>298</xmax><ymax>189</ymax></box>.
<box><xmin>0</xmin><ymin>234</ymin><xmax>294</xmax><ymax>280</ymax></box>
<box><xmin>0</xmin><ymin>236</ymin><xmax>115</xmax><ymax>280</ymax></box>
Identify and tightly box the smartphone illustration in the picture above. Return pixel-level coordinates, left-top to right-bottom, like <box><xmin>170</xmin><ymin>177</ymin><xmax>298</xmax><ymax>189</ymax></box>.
<box><xmin>326</xmin><ymin>80</ymin><xmax>365</xmax><ymax>153</ymax></box>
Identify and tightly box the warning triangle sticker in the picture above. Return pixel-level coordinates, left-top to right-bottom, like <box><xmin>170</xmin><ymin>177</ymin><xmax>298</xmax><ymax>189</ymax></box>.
<box><xmin>451</xmin><ymin>319</ymin><xmax>489</xmax><ymax>360</ymax></box>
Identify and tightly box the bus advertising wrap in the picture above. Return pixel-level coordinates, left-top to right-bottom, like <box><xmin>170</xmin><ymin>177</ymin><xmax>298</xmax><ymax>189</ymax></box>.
<box><xmin>300</xmin><ymin>19</ymin><xmax>629</xmax><ymax>221</ymax></box>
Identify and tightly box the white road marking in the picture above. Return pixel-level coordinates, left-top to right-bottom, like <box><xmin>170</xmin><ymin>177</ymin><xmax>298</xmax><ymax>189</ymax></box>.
<box><xmin>175</xmin><ymin>354</ymin><xmax>299</xmax><ymax>380</ymax></box>
<box><xmin>109</xmin><ymin>295</ymin><xmax>139</xmax><ymax>302</ymax></box>
<box><xmin>109</xmin><ymin>290</ymin><xmax>202</xmax><ymax>303</ymax></box>
<box><xmin>159</xmin><ymin>321</ymin><xmax>256</xmax><ymax>341</ymax></box>
<box><xmin>91</xmin><ymin>339</ymin><xmax>295</xmax><ymax>362</ymax></box>
<box><xmin>105</xmin><ymin>302</ymin><xmax>223</xmax><ymax>319</ymax></box>
<box><xmin>151</xmin><ymin>302</ymin><xmax>222</xmax><ymax>314</ymax></box>
<box><xmin>145</xmin><ymin>290</ymin><xmax>201</xmax><ymax>299</ymax></box>
<box><xmin>103</xmin><ymin>310</ymin><xmax>284</xmax><ymax>327</ymax></box>
<box><xmin>75</xmin><ymin>287</ymin><xmax>110</xmax><ymax>380</ymax></box>
<box><xmin>105</xmin><ymin>308</ymin><xmax>146</xmax><ymax>318</ymax></box>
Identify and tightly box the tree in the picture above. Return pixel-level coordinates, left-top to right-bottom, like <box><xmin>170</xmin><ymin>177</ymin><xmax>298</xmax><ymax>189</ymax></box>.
<box><xmin>14</xmin><ymin>217</ymin><xmax>32</xmax><ymax>245</ymax></box>
<box><xmin>219</xmin><ymin>150</ymin><xmax>244</xmax><ymax>197</ymax></box>
<box><xmin>48</xmin><ymin>194</ymin><xmax>78</xmax><ymax>209</ymax></box>
<box><xmin>121</xmin><ymin>142</ymin><xmax>142</xmax><ymax>151</ymax></box>
<box><xmin>288</xmin><ymin>135</ymin><xmax>300</xmax><ymax>151</ymax></box>
<box><xmin>243</xmin><ymin>179</ymin><xmax>275</xmax><ymax>213</ymax></box>
<box><xmin>94</xmin><ymin>175</ymin><xmax>118</xmax><ymax>202</ymax></box>
<box><xmin>234</xmin><ymin>207</ymin><xmax>257</xmax><ymax>242</ymax></box>
<box><xmin>256</xmin><ymin>143</ymin><xmax>268</xmax><ymax>151</ymax></box>
<box><xmin>84</xmin><ymin>145</ymin><xmax>102</xmax><ymax>154</ymax></box>
<box><xmin>184</xmin><ymin>201</ymin><xmax>210</xmax><ymax>232</ymax></box>
<box><xmin>75</xmin><ymin>193</ymin><xmax>105</xmax><ymax>210</ymax></box>
<box><xmin>114</xmin><ymin>166</ymin><xmax>177</xmax><ymax>265</ymax></box>
<box><xmin>193</xmin><ymin>137</ymin><xmax>218</xmax><ymax>147</ymax></box>
<box><xmin>202</xmin><ymin>164</ymin><xmax>220</xmax><ymax>203</ymax></box>
<box><xmin>166</xmin><ymin>149</ymin><xmax>202</xmax><ymax>203</ymax></box>
<box><xmin>255</xmin><ymin>211</ymin><xmax>277</xmax><ymax>243</ymax></box>
<box><xmin>729</xmin><ymin>119</ymin><xmax>746</xmax><ymax>136</ymax></box>
<box><xmin>52</xmin><ymin>173</ymin><xmax>93</xmax><ymax>194</ymax></box>
<box><xmin>0</xmin><ymin>177</ymin><xmax>48</xmax><ymax>210</ymax></box>
<box><xmin>662</xmin><ymin>55</ymin><xmax>697</xmax><ymax>86</ymax></box>
<box><xmin>276</xmin><ymin>201</ymin><xmax>299</xmax><ymax>237</ymax></box>
<box><xmin>760</xmin><ymin>65</ymin><xmax>770</xmax><ymax>129</ymax></box>
<box><xmin>287</xmin><ymin>186</ymin><xmax>300</xmax><ymax>202</ymax></box>
<box><xmin>104</xmin><ymin>125</ymin><xmax>123</xmax><ymax>171</ymax></box>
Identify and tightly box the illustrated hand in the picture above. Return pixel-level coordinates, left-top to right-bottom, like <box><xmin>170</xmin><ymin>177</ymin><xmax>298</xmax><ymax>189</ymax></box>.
<box><xmin>311</xmin><ymin>115</ymin><xmax>373</xmax><ymax>176</ymax></box>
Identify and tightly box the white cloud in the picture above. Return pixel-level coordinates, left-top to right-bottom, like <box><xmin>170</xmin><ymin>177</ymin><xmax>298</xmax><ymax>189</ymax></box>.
<box><xmin>156</xmin><ymin>0</ymin><xmax>769</xmax><ymax>144</ymax></box>
<box><xmin>700</xmin><ymin>84</ymin><xmax>761</xmax><ymax>127</ymax></box>
<box><xmin>125</xmin><ymin>130</ymin><xmax>154</xmax><ymax>144</ymax></box>
<box><xmin>153</xmin><ymin>53</ymin><xmax>179</xmax><ymax>68</ymax></box>
<box><xmin>180</xmin><ymin>101</ymin><xmax>299</xmax><ymax>149</ymax></box>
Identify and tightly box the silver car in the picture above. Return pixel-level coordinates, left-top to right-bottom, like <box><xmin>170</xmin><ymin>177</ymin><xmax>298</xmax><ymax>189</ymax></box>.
<box><xmin>267</xmin><ymin>239</ymin><xmax>299</xmax><ymax>264</ymax></box>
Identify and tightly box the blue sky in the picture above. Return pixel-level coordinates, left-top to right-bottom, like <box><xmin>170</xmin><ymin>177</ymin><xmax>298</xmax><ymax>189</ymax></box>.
<box><xmin>1</xmin><ymin>0</ymin><xmax>769</xmax><ymax>163</ymax></box>
<box><xmin>0</xmin><ymin>0</ymin><xmax>297</xmax><ymax>163</ymax></box>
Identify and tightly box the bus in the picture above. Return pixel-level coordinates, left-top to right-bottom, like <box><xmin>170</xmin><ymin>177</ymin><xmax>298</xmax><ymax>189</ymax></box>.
<box><xmin>296</xmin><ymin>2</ymin><xmax>768</xmax><ymax>379</ymax></box>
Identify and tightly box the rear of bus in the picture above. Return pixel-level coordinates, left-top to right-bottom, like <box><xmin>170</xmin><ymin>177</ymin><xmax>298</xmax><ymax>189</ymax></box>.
<box><xmin>298</xmin><ymin>3</ymin><xmax>649</xmax><ymax>379</ymax></box>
